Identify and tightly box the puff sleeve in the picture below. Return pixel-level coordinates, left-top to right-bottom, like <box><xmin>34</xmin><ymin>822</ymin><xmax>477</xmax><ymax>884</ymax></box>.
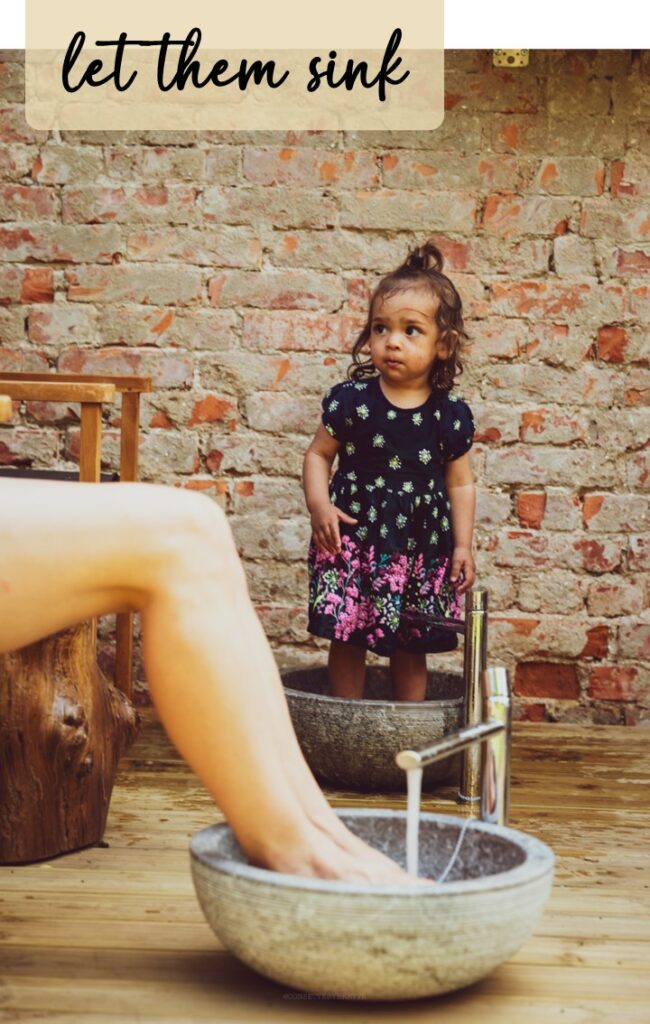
<box><xmin>439</xmin><ymin>394</ymin><xmax>475</xmax><ymax>462</ymax></box>
<box><xmin>320</xmin><ymin>381</ymin><xmax>351</xmax><ymax>443</ymax></box>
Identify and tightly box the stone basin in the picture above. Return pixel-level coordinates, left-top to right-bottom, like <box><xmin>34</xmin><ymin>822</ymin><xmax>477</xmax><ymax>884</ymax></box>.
<box><xmin>191</xmin><ymin>809</ymin><xmax>554</xmax><ymax>1001</ymax></box>
<box><xmin>281</xmin><ymin>666</ymin><xmax>464</xmax><ymax>791</ymax></box>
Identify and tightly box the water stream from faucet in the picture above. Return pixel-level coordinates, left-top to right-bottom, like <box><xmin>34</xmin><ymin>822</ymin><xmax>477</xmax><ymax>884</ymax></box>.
<box><xmin>405</xmin><ymin>767</ymin><xmax>474</xmax><ymax>882</ymax></box>
<box><xmin>405</xmin><ymin>766</ymin><xmax>422</xmax><ymax>875</ymax></box>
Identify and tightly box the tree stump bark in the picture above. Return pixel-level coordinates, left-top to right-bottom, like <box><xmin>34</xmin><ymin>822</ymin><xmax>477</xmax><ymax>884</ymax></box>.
<box><xmin>0</xmin><ymin>622</ymin><xmax>139</xmax><ymax>864</ymax></box>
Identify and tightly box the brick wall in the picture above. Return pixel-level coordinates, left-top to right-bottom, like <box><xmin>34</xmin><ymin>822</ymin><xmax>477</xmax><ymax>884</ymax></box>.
<box><xmin>0</xmin><ymin>49</ymin><xmax>648</xmax><ymax>723</ymax></box>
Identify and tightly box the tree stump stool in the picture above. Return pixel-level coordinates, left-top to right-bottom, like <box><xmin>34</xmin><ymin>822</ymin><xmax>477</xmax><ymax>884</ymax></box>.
<box><xmin>0</xmin><ymin>622</ymin><xmax>139</xmax><ymax>864</ymax></box>
<box><xmin>0</xmin><ymin>372</ymin><xmax>151</xmax><ymax>864</ymax></box>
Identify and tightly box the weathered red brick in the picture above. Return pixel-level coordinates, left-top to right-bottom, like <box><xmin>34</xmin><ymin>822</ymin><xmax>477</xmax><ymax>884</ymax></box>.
<box><xmin>20</xmin><ymin>268</ymin><xmax>53</xmax><ymax>303</ymax></box>
<box><xmin>582</xmin><ymin>494</ymin><xmax>604</xmax><ymax>526</ymax></box>
<box><xmin>580</xmin><ymin>199</ymin><xmax>650</xmax><ymax>242</ymax></box>
<box><xmin>617</xmin><ymin>622</ymin><xmax>650</xmax><ymax>659</ymax></box>
<box><xmin>629</xmin><ymin>283</ymin><xmax>650</xmax><ymax>318</ymax></box>
<box><xmin>587</xmin><ymin>665</ymin><xmax>638</xmax><ymax>701</ymax></box>
<box><xmin>514</xmin><ymin>662</ymin><xmax>580</xmax><ymax>698</ymax></box>
<box><xmin>586</xmin><ymin>577</ymin><xmax>645</xmax><ymax>617</ymax></box>
<box><xmin>597</xmin><ymin>325</ymin><xmax>627</xmax><ymax>362</ymax></box>
<box><xmin>610</xmin><ymin>158</ymin><xmax>650</xmax><ymax>197</ymax></box>
<box><xmin>516</xmin><ymin>492</ymin><xmax>546</xmax><ymax>529</ymax></box>
<box><xmin>615</xmin><ymin>249</ymin><xmax>650</xmax><ymax>274</ymax></box>
<box><xmin>65</xmin><ymin>265</ymin><xmax>201</xmax><ymax>306</ymax></box>
<box><xmin>148</xmin><ymin>411</ymin><xmax>173</xmax><ymax>429</ymax></box>
<box><xmin>62</xmin><ymin>185</ymin><xmax>197</xmax><ymax>225</ymax></box>
<box><xmin>58</xmin><ymin>347</ymin><xmax>194</xmax><ymax>388</ymax></box>
<box><xmin>208</xmin><ymin>270</ymin><xmax>342</xmax><ymax>311</ymax></box>
<box><xmin>573</xmin><ymin>538</ymin><xmax>623</xmax><ymax>573</ymax></box>
<box><xmin>243</xmin><ymin>148</ymin><xmax>379</xmax><ymax>188</ymax></box>
<box><xmin>580</xmin><ymin>624</ymin><xmax>610</xmax><ymax>659</ymax></box>
<box><xmin>480</xmin><ymin>193</ymin><xmax>572</xmax><ymax>237</ymax></box>
<box><xmin>488</xmin><ymin>280</ymin><xmax>625</xmax><ymax>321</ymax></box>
<box><xmin>0</xmin><ymin>184</ymin><xmax>57</xmax><ymax>220</ymax></box>
<box><xmin>0</xmin><ymin>348</ymin><xmax>49</xmax><ymax>373</ymax></box>
<box><xmin>205</xmin><ymin>448</ymin><xmax>224</xmax><ymax>473</ymax></box>
<box><xmin>188</xmin><ymin>396</ymin><xmax>238</xmax><ymax>429</ymax></box>
<box><xmin>242</xmin><ymin>311</ymin><xmax>364</xmax><ymax>353</ymax></box>
<box><xmin>514</xmin><ymin>703</ymin><xmax>549</xmax><ymax>722</ymax></box>
<box><xmin>628</xmin><ymin>534</ymin><xmax>650</xmax><ymax>571</ymax></box>
<box><xmin>0</xmin><ymin>106</ymin><xmax>47</xmax><ymax>145</ymax></box>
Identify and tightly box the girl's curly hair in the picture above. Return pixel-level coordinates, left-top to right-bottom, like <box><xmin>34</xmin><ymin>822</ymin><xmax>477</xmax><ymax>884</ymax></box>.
<box><xmin>348</xmin><ymin>239</ymin><xmax>470</xmax><ymax>394</ymax></box>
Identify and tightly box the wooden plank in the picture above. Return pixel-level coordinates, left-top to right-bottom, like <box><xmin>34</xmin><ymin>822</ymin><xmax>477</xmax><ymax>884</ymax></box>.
<box><xmin>0</xmin><ymin>371</ymin><xmax>151</xmax><ymax>394</ymax></box>
<box><xmin>118</xmin><ymin>391</ymin><xmax>141</xmax><ymax>481</ymax></box>
<box><xmin>2</xmin><ymin>961</ymin><xmax>648</xmax><ymax>1017</ymax></box>
<box><xmin>0</xmin><ymin>380</ymin><xmax>116</xmax><ymax>404</ymax></box>
<box><xmin>0</xmin><ymin>394</ymin><xmax>12</xmax><ymax>422</ymax></box>
<box><xmin>114</xmin><ymin>614</ymin><xmax>134</xmax><ymax>699</ymax></box>
<box><xmin>4</xmin><ymin>1003</ymin><xmax>650</xmax><ymax>1024</ymax></box>
<box><xmin>79</xmin><ymin>404</ymin><xmax>103</xmax><ymax>483</ymax></box>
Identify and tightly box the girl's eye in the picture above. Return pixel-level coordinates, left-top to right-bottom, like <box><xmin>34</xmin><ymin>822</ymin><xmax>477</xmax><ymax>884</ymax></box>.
<box><xmin>372</xmin><ymin>324</ymin><xmax>422</xmax><ymax>336</ymax></box>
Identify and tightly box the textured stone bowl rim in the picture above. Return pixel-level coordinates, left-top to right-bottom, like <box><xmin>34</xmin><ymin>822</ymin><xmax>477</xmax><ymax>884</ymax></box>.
<box><xmin>283</xmin><ymin>685</ymin><xmax>464</xmax><ymax>711</ymax></box>
<box><xmin>191</xmin><ymin>809</ymin><xmax>554</xmax><ymax>897</ymax></box>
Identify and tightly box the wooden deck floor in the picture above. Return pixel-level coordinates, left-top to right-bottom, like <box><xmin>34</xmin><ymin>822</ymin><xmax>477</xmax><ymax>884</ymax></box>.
<box><xmin>1</xmin><ymin>714</ymin><xmax>649</xmax><ymax>1022</ymax></box>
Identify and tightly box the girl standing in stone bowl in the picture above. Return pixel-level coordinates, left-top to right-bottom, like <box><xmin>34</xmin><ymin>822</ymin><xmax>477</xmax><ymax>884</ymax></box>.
<box><xmin>302</xmin><ymin>240</ymin><xmax>477</xmax><ymax>701</ymax></box>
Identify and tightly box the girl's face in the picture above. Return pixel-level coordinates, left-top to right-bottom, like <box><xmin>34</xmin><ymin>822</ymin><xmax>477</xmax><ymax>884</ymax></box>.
<box><xmin>368</xmin><ymin>288</ymin><xmax>446</xmax><ymax>385</ymax></box>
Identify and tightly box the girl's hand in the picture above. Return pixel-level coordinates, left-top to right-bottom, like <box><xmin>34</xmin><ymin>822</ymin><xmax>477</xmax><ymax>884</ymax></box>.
<box><xmin>310</xmin><ymin>502</ymin><xmax>358</xmax><ymax>555</ymax></box>
<box><xmin>450</xmin><ymin>546</ymin><xmax>475</xmax><ymax>595</ymax></box>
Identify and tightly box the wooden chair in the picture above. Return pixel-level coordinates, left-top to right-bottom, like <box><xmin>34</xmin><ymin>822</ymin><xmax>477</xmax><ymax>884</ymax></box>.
<box><xmin>0</xmin><ymin>371</ymin><xmax>152</xmax><ymax>697</ymax></box>
<box><xmin>0</xmin><ymin>372</ymin><xmax>151</xmax><ymax>864</ymax></box>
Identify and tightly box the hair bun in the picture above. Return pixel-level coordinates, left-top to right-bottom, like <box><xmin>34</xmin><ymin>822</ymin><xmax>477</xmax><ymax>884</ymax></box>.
<box><xmin>404</xmin><ymin>240</ymin><xmax>444</xmax><ymax>274</ymax></box>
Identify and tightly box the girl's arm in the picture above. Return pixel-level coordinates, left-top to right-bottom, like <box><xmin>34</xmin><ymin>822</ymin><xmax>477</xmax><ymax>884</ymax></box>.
<box><xmin>302</xmin><ymin>424</ymin><xmax>357</xmax><ymax>554</ymax></box>
<box><xmin>302</xmin><ymin>423</ymin><xmax>339</xmax><ymax>512</ymax></box>
<box><xmin>444</xmin><ymin>453</ymin><xmax>476</xmax><ymax>594</ymax></box>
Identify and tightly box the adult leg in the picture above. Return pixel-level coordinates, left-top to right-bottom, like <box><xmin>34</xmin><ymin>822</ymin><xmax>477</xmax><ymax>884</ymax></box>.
<box><xmin>327</xmin><ymin>639</ymin><xmax>367</xmax><ymax>699</ymax></box>
<box><xmin>390</xmin><ymin>647</ymin><xmax>428</xmax><ymax>702</ymax></box>
<box><xmin>0</xmin><ymin>480</ymin><xmax>420</xmax><ymax>884</ymax></box>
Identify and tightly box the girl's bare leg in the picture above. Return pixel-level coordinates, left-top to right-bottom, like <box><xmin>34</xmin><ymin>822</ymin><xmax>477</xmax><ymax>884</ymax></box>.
<box><xmin>0</xmin><ymin>480</ymin><xmax>421</xmax><ymax>884</ymax></box>
<box><xmin>327</xmin><ymin>639</ymin><xmax>367</xmax><ymax>698</ymax></box>
<box><xmin>390</xmin><ymin>648</ymin><xmax>428</xmax><ymax>702</ymax></box>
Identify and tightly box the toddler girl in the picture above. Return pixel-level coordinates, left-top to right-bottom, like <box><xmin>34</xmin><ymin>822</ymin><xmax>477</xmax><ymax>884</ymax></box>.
<box><xmin>302</xmin><ymin>239</ymin><xmax>477</xmax><ymax>702</ymax></box>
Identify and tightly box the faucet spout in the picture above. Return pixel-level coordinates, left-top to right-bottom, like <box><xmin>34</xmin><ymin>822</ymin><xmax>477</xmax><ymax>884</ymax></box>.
<box><xmin>395</xmin><ymin>666</ymin><xmax>512</xmax><ymax>827</ymax></box>
<box><xmin>395</xmin><ymin>720</ymin><xmax>504</xmax><ymax>771</ymax></box>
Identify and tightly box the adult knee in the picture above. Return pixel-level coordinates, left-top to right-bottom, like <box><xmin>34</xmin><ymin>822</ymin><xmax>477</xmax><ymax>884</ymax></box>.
<box><xmin>180</xmin><ymin>491</ymin><xmax>240</xmax><ymax>572</ymax></box>
<box><xmin>153</xmin><ymin>487</ymin><xmax>244</xmax><ymax>588</ymax></box>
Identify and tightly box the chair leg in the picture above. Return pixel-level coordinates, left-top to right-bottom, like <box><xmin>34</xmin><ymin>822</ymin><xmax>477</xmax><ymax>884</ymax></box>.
<box><xmin>114</xmin><ymin>390</ymin><xmax>141</xmax><ymax>698</ymax></box>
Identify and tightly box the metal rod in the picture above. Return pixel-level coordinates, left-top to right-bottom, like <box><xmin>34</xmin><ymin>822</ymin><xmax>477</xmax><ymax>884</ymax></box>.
<box><xmin>458</xmin><ymin>589</ymin><xmax>488</xmax><ymax>804</ymax></box>
<box><xmin>396</xmin><ymin>719</ymin><xmax>503</xmax><ymax>770</ymax></box>
<box><xmin>481</xmin><ymin>666</ymin><xmax>512</xmax><ymax>826</ymax></box>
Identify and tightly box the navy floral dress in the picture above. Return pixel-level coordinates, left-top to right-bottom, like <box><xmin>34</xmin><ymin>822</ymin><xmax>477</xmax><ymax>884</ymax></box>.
<box><xmin>307</xmin><ymin>375</ymin><xmax>475</xmax><ymax>656</ymax></box>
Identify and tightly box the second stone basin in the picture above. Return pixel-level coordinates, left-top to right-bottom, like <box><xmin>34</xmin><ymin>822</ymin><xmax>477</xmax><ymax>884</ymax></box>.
<box><xmin>281</xmin><ymin>665</ymin><xmax>465</xmax><ymax>791</ymax></box>
<box><xmin>191</xmin><ymin>809</ymin><xmax>555</xmax><ymax>1001</ymax></box>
